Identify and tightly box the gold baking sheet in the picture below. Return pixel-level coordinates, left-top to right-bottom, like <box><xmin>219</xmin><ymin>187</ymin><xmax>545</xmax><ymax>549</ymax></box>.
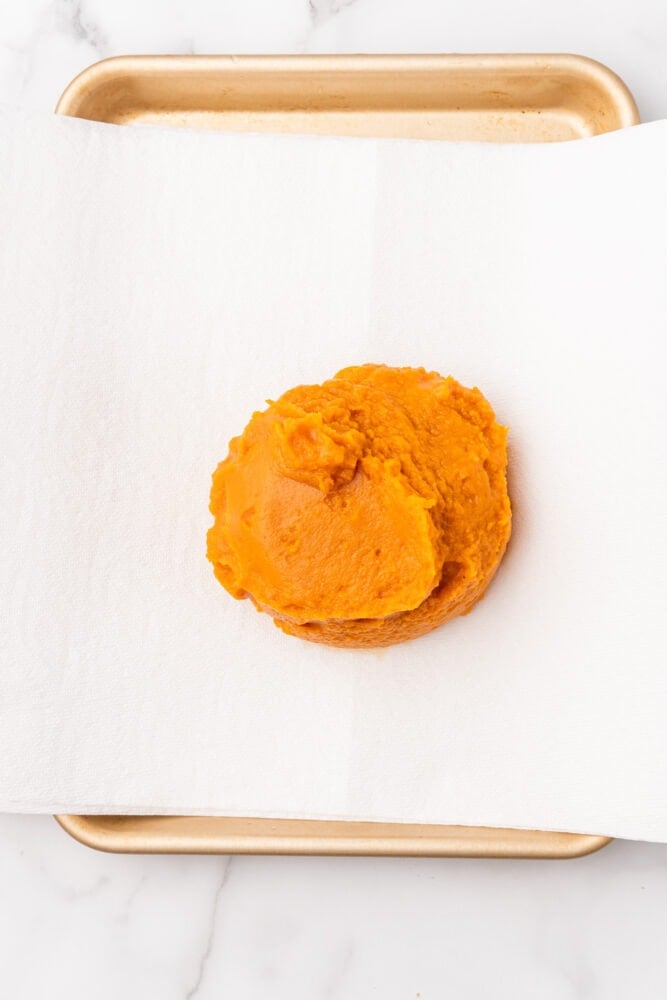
<box><xmin>55</xmin><ymin>53</ymin><xmax>635</xmax><ymax>857</ymax></box>
<box><xmin>56</xmin><ymin>815</ymin><xmax>611</xmax><ymax>859</ymax></box>
<box><xmin>56</xmin><ymin>53</ymin><xmax>638</xmax><ymax>141</ymax></box>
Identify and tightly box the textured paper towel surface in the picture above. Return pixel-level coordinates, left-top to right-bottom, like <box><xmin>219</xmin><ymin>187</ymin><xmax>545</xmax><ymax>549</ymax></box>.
<box><xmin>0</xmin><ymin>108</ymin><xmax>665</xmax><ymax>841</ymax></box>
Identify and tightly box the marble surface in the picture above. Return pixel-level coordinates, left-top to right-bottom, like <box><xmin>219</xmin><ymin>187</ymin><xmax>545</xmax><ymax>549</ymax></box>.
<box><xmin>1</xmin><ymin>1</ymin><xmax>666</xmax><ymax>997</ymax></box>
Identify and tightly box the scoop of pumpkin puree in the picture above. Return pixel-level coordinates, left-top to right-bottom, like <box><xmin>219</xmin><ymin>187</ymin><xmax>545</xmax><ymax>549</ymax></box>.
<box><xmin>207</xmin><ymin>364</ymin><xmax>511</xmax><ymax>648</ymax></box>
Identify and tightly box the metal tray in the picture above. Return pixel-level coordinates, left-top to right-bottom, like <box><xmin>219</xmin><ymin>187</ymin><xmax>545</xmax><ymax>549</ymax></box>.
<box><xmin>56</xmin><ymin>53</ymin><xmax>638</xmax><ymax>141</ymax></box>
<box><xmin>55</xmin><ymin>53</ymin><xmax>636</xmax><ymax>858</ymax></box>
<box><xmin>57</xmin><ymin>815</ymin><xmax>610</xmax><ymax>858</ymax></box>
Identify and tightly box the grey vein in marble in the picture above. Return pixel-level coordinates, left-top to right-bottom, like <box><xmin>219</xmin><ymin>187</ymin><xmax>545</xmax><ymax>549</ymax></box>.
<box><xmin>116</xmin><ymin>873</ymin><xmax>148</xmax><ymax>925</ymax></box>
<box><xmin>54</xmin><ymin>0</ymin><xmax>107</xmax><ymax>54</ymax></box>
<box><xmin>185</xmin><ymin>858</ymin><xmax>233</xmax><ymax>1000</ymax></box>
<box><xmin>309</xmin><ymin>0</ymin><xmax>360</xmax><ymax>28</ymax></box>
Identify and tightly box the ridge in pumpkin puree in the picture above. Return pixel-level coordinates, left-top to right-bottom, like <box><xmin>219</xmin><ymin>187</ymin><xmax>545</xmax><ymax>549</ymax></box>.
<box><xmin>206</xmin><ymin>364</ymin><xmax>511</xmax><ymax>648</ymax></box>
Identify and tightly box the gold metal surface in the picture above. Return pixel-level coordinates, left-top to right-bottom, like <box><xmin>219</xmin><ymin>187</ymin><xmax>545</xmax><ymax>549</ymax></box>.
<box><xmin>54</xmin><ymin>53</ymin><xmax>632</xmax><ymax>858</ymax></box>
<box><xmin>56</xmin><ymin>815</ymin><xmax>611</xmax><ymax>859</ymax></box>
<box><xmin>56</xmin><ymin>53</ymin><xmax>639</xmax><ymax>141</ymax></box>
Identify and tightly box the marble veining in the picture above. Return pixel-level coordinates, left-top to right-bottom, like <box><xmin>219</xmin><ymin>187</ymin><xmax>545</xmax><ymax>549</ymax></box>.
<box><xmin>309</xmin><ymin>0</ymin><xmax>360</xmax><ymax>29</ymax></box>
<box><xmin>0</xmin><ymin>0</ymin><xmax>666</xmax><ymax>997</ymax></box>
<box><xmin>185</xmin><ymin>858</ymin><xmax>232</xmax><ymax>1000</ymax></box>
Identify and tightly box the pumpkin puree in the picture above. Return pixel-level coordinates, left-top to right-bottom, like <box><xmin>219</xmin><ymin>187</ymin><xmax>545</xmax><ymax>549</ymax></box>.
<box><xmin>207</xmin><ymin>364</ymin><xmax>511</xmax><ymax>647</ymax></box>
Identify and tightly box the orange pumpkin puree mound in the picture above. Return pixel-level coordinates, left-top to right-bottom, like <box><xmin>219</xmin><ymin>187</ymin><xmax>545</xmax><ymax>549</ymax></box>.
<box><xmin>207</xmin><ymin>364</ymin><xmax>511</xmax><ymax>648</ymax></box>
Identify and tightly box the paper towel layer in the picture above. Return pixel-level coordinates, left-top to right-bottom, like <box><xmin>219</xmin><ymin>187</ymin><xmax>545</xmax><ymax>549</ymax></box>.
<box><xmin>0</xmin><ymin>108</ymin><xmax>665</xmax><ymax>840</ymax></box>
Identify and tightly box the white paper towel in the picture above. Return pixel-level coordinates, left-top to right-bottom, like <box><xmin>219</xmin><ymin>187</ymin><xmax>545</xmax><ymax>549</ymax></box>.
<box><xmin>0</xmin><ymin>107</ymin><xmax>665</xmax><ymax>841</ymax></box>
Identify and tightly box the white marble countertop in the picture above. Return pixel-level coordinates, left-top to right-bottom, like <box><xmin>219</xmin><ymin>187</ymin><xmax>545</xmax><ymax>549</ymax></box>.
<box><xmin>1</xmin><ymin>1</ymin><xmax>666</xmax><ymax>997</ymax></box>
